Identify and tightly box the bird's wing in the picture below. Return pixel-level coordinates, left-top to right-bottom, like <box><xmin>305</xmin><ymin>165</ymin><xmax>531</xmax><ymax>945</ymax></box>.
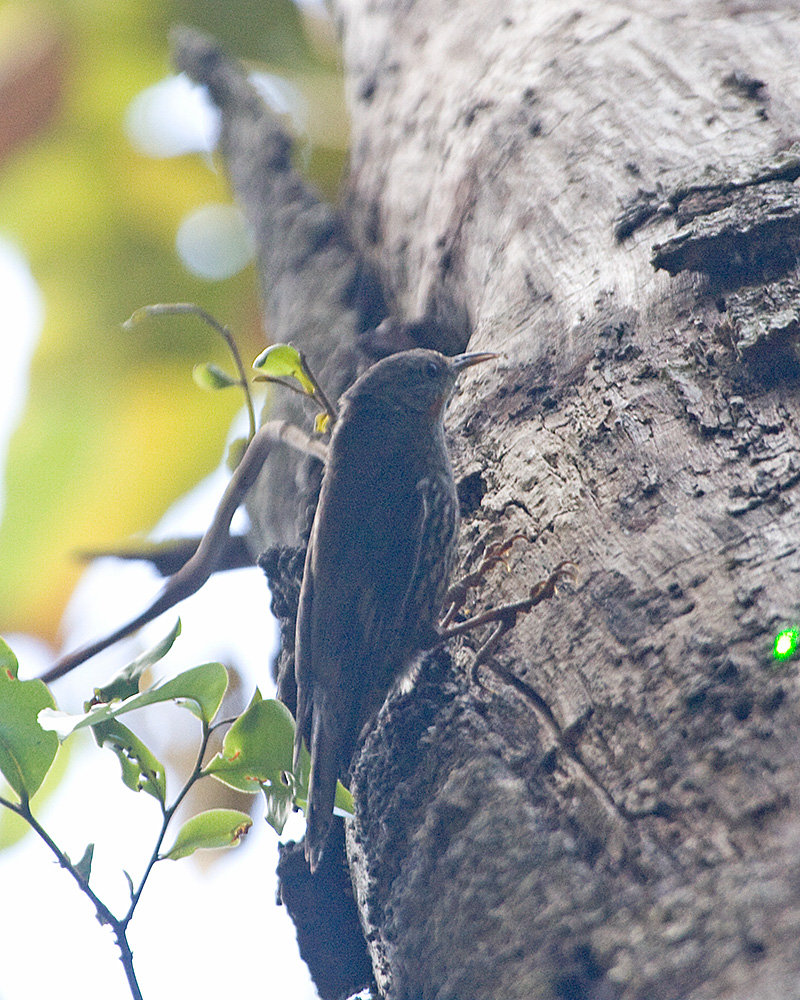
<box><xmin>396</xmin><ymin>472</ymin><xmax>459</xmax><ymax>633</ymax></box>
<box><xmin>295</xmin><ymin>458</ymin><xmax>456</xmax><ymax>775</ymax></box>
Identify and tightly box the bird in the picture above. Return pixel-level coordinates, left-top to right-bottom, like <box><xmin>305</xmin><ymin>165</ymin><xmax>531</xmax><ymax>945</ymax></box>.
<box><xmin>293</xmin><ymin>347</ymin><xmax>497</xmax><ymax>872</ymax></box>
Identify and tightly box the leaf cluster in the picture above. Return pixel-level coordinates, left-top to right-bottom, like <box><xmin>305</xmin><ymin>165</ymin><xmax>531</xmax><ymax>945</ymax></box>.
<box><xmin>0</xmin><ymin>624</ymin><xmax>351</xmax><ymax>998</ymax></box>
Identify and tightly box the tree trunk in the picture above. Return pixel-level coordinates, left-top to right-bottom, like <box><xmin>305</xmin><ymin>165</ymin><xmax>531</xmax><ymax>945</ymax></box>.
<box><xmin>181</xmin><ymin>2</ymin><xmax>800</xmax><ymax>997</ymax></box>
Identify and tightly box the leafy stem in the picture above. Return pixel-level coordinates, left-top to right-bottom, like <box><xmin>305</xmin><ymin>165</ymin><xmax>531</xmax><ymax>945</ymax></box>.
<box><xmin>3</xmin><ymin>631</ymin><xmax>275</xmax><ymax>998</ymax></box>
<box><xmin>251</xmin><ymin>342</ymin><xmax>337</xmax><ymax>431</ymax></box>
<box><xmin>0</xmin><ymin>715</ymin><xmax>226</xmax><ymax>999</ymax></box>
<box><xmin>124</xmin><ymin>302</ymin><xmax>258</xmax><ymax>444</ymax></box>
<box><xmin>121</xmin><ymin>719</ymin><xmax>213</xmax><ymax>930</ymax></box>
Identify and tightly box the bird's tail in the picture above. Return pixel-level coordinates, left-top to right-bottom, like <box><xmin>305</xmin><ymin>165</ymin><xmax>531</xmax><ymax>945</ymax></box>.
<box><xmin>304</xmin><ymin>709</ymin><xmax>340</xmax><ymax>873</ymax></box>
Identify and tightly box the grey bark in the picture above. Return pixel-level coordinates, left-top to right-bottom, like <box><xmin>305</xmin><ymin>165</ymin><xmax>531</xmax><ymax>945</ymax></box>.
<box><xmin>334</xmin><ymin>2</ymin><xmax>800</xmax><ymax>997</ymax></box>
<box><xmin>174</xmin><ymin>26</ymin><xmax>387</xmax><ymax>549</ymax></box>
<box><xmin>182</xmin><ymin>2</ymin><xmax>800</xmax><ymax>998</ymax></box>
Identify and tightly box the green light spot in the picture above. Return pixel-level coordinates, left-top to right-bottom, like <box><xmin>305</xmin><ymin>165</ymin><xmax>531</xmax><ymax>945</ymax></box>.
<box><xmin>773</xmin><ymin>628</ymin><xmax>799</xmax><ymax>661</ymax></box>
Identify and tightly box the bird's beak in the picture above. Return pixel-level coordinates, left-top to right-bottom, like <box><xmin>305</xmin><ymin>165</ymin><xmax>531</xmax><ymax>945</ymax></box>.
<box><xmin>449</xmin><ymin>351</ymin><xmax>499</xmax><ymax>373</ymax></box>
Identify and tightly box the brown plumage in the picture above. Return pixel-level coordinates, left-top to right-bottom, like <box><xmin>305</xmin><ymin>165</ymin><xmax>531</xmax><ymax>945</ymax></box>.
<box><xmin>293</xmin><ymin>347</ymin><xmax>496</xmax><ymax>871</ymax></box>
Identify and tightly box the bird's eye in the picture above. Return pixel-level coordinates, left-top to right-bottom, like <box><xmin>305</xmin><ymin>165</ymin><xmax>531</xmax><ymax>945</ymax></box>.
<box><xmin>425</xmin><ymin>360</ymin><xmax>440</xmax><ymax>378</ymax></box>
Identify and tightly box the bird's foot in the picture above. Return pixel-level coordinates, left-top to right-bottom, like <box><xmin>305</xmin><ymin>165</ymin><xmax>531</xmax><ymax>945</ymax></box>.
<box><xmin>440</xmin><ymin>560</ymin><xmax>578</xmax><ymax>685</ymax></box>
<box><xmin>440</xmin><ymin>533</ymin><xmax>528</xmax><ymax>628</ymax></box>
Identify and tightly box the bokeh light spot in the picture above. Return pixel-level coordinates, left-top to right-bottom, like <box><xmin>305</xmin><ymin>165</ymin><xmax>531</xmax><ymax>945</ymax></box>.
<box><xmin>126</xmin><ymin>74</ymin><xmax>220</xmax><ymax>158</ymax></box>
<box><xmin>176</xmin><ymin>203</ymin><xmax>255</xmax><ymax>280</ymax></box>
<box><xmin>249</xmin><ymin>72</ymin><xmax>308</xmax><ymax>133</ymax></box>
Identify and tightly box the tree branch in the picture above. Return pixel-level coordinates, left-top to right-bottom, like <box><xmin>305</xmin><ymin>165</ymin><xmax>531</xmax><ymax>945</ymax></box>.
<box><xmin>42</xmin><ymin>420</ymin><xmax>326</xmax><ymax>683</ymax></box>
<box><xmin>1</xmin><ymin>795</ymin><xmax>143</xmax><ymax>1000</ymax></box>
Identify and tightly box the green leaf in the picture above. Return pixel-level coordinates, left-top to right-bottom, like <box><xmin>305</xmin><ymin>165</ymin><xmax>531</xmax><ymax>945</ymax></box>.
<box><xmin>291</xmin><ymin>737</ymin><xmax>311</xmax><ymax>809</ymax></box>
<box><xmin>225</xmin><ymin>435</ymin><xmax>249</xmax><ymax>472</ymax></box>
<box><xmin>0</xmin><ymin>638</ymin><xmax>19</xmax><ymax>680</ymax></box>
<box><xmin>193</xmin><ymin>361</ymin><xmax>238</xmax><ymax>391</ymax></box>
<box><xmin>92</xmin><ymin>719</ymin><xmax>167</xmax><ymax>803</ymax></box>
<box><xmin>39</xmin><ymin>662</ymin><xmax>229</xmax><ymax>738</ymax></box>
<box><xmin>201</xmin><ymin>694</ymin><xmax>354</xmax><ymax>834</ymax></box>
<box><xmin>0</xmin><ymin>735</ymin><xmax>72</xmax><ymax>851</ymax></box>
<box><xmin>136</xmin><ymin>661</ymin><xmax>228</xmax><ymax>724</ymax></box>
<box><xmin>334</xmin><ymin>782</ymin><xmax>355</xmax><ymax>818</ymax></box>
<box><xmin>0</xmin><ymin>641</ymin><xmax>59</xmax><ymax>803</ymax></box>
<box><xmin>89</xmin><ymin>620</ymin><xmax>182</xmax><ymax>706</ymax></box>
<box><xmin>262</xmin><ymin>780</ymin><xmax>293</xmax><ymax>834</ymax></box>
<box><xmin>203</xmin><ymin>697</ymin><xmax>295</xmax><ymax>793</ymax></box>
<box><xmin>161</xmin><ymin>809</ymin><xmax>252</xmax><ymax>861</ymax></box>
<box><xmin>252</xmin><ymin>343</ymin><xmax>315</xmax><ymax>394</ymax></box>
<box><xmin>121</xmin><ymin>306</ymin><xmax>152</xmax><ymax>330</ymax></box>
<box><xmin>289</xmin><ymin>734</ymin><xmax>353</xmax><ymax>821</ymax></box>
<box><xmin>74</xmin><ymin>843</ymin><xmax>94</xmax><ymax>882</ymax></box>
<box><xmin>314</xmin><ymin>411</ymin><xmax>330</xmax><ymax>435</ymax></box>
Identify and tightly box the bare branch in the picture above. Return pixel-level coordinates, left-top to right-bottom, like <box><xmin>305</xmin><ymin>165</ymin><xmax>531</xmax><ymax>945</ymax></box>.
<box><xmin>42</xmin><ymin>421</ymin><xmax>327</xmax><ymax>683</ymax></box>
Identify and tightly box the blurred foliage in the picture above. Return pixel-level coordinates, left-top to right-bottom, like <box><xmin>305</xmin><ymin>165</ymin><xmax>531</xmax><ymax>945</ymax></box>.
<box><xmin>0</xmin><ymin>0</ymin><xmax>348</xmax><ymax>642</ymax></box>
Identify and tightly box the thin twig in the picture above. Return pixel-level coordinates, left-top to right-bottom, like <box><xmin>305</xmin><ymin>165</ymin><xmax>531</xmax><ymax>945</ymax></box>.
<box><xmin>124</xmin><ymin>303</ymin><xmax>258</xmax><ymax>443</ymax></box>
<box><xmin>0</xmin><ymin>795</ymin><xmax>143</xmax><ymax>1000</ymax></box>
<box><xmin>122</xmin><ymin>721</ymin><xmax>214</xmax><ymax>929</ymax></box>
<box><xmin>296</xmin><ymin>346</ymin><xmax>337</xmax><ymax>425</ymax></box>
<box><xmin>252</xmin><ymin>373</ymin><xmax>319</xmax><ymax>401</ymax></box>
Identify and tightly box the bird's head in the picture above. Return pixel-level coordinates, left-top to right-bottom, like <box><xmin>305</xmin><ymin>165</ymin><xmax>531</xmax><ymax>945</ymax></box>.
<box><xmin>345</xmin><ymin>348</ymin><xmax>498</xmax><ymax>423</ymax></box>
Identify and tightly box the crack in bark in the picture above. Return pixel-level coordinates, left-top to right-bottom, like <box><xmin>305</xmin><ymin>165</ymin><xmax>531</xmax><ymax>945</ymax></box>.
<box><xmin>472</xmin><ymin>654</ymin><xmax>631</xmax><ymax>830</ymax></box>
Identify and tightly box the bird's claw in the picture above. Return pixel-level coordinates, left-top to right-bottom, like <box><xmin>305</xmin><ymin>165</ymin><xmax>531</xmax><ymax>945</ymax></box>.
<box><xmin>439</xmin><ymin>558</ymin><xmax>579</xmax><ymax>686</ymax></box>
<box><xmin>441</xmin><ymin>532</ymin><xmax>528</xmax><ymax>627</ymax></box>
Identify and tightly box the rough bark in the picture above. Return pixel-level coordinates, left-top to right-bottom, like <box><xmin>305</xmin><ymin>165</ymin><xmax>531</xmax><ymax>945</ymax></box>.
<box><xmin>333</xmin><ymin>2</ymin><xmax>800</xmax><ymax>998</ymax></box>
<box><xmin>174</xmin><ymin>26</ymin><xmax>387</xmax><ymax>549</ymax></box>
<box><xmin>182</xmin><ymin>2</ymin><xmax>800</xmax><ymax>998</ymax></box>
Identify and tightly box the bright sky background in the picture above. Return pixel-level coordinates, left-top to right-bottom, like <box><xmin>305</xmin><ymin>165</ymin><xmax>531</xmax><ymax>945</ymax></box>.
<box><xmin>0</xmin><ymin>239</ymin><xmax>43</xmax><ymax>523</ymax></box>
<box><xmin>0</xmin><ymin>435</ymin><xmax>318</xmax><ymax>1000</ymax></box>
<box><xmin>0</xmin><ymin>70</ymin><xmax>320</xmax><ymax>1000</ymax></box>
